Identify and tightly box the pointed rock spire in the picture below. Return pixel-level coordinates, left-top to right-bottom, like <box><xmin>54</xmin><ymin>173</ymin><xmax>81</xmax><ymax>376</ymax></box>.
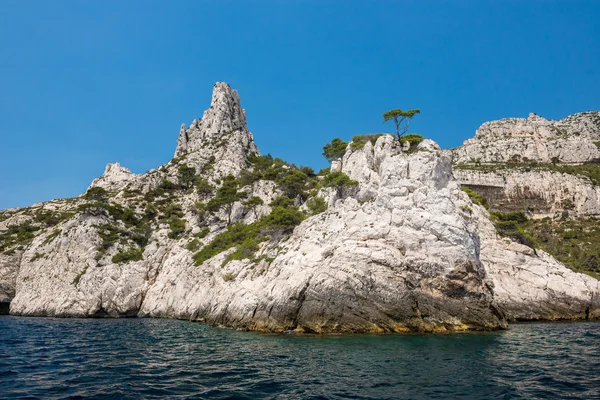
<box><xmin>175</xmin><ymin>82</ymin><xmax>254</xmax><ymax>157</ymax></box>
<box><xmin>88</xmin><ymin>162</ymin><xmax>135</xmax><ymax>191</ymax></box>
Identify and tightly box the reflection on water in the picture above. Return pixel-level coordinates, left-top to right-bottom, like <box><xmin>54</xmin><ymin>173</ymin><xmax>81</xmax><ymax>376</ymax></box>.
<box><xmin>0</xmin><ymin>317</ymin><xmax>598</xmax><ymax>399</ymax></box>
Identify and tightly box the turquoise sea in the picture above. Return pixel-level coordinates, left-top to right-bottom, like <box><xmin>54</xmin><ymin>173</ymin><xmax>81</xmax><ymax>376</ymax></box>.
<box><xmin>0</xmin><ymin>317</ymin><xmax>598</xmax><ymax>399</ymax></box>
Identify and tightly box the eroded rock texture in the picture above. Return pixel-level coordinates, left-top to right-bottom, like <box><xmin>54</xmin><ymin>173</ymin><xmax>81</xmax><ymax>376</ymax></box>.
<box><xmin>1</xmin><ymin>84</ymin><xmax>597</xmax><ymax>332</ymax></box>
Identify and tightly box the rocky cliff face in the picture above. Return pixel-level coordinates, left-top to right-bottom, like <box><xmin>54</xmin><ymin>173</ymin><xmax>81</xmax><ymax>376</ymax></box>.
<box><xmin>447</xmin><ymin>110</ymin><xmax>600</xmax><ymax>281</ymax></box>
<box><xmin>453</xmin><ymin>168</ymin><xmax>600</xmax><ymax>217</ymax></box>
<box><xmin>1</xmin><ymin>85</ymin><xmax>598</xmax><ymax>330</ymax></box>
<box><xmin>449</xmin><ymin>112</ymin><xmax>600</xmax><ymax>164</ymax></box>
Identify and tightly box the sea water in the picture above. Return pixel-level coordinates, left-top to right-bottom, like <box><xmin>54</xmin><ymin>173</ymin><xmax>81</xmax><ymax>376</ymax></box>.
<box><xmin>1</xmin><ymin>317</ymin><xmax>598</xmax><ymax>399</ymax></box>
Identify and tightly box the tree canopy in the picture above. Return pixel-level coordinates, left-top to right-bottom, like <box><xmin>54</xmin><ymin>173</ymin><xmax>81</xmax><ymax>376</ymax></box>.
<box><xmin>322</xmin><ymin>138</ymin><xmax>348</xmax><ymax>162</ymax></box>
<box><xmin>383</xmin><ymin>108</ymin><xmax>420</xmax><ymax>139</ymax></box>
<box><xmin>206</xmin><ymin>174</ymin><xmax>248</xmax><ymax>224</ymax></box>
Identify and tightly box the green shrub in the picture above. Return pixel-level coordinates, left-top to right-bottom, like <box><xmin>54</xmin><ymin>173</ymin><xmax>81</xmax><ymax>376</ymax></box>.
<box><xmin>222</xmin><ymin>272</ymin><xmax>236</xmax><ymax>282</ymax></box>
<box><xmin>195</xmin><ymin>178</ymin><xmax>215</xmax><ymax>197</ymax></box>
<box><xmin>84</xmin><ymin>187</ymin><xmax>108</xmax><ymax>201</ymax></box>
<box><xmin>300</xmin><ymin>166</ymin><xmax>316</xmax><ymax>177</ymax></box>
<box><xmin>193</xmin><ymin>205</ymin><xmax>305</xmax><ymax>266</ymax></box>
<box><xmin>222</xmin><ymin>238</ymin><xmax>259</xmax><ymax>266</ymax></box>
<box><xmin>317</xmin><ymin>167</ymin><xmax>330</xmax><ymax>176</ymax></box>
<box><xmin>186</xmin><ymin>238</ymin><xmax>202</xmax><ymax>252</ymax></box>
<box><xmin>196</xmin><ymin>227</ymin><xmax>210</xmax><ymax>239</ymax></box>
<box><xmin>400</xmin><ymin>134</ymin><xmax>424</xmax><ymax>151</ymax></box>
<box><xmin>277</xmin><ymin>170</ymin><xmax>309</xmax><ymax>198</ymax></box>
<box><xmin>112</xmin><ymin>247</ymin><xmax>144</xmax><ymax>263</ymax></box>
<box><xmin>206</xmin><ymin>174</ymin><xmax>247</xmax><ymax>224</ymax></box>
<box><xmin>238</xmin><ymin>170</ymin><xmax>263</xmax><ymax>187</ymax></box>
<box><xmin>270</xmin><ymin>196</ymin><xmax>294</xmax><ymax>208</ymax></box>
<box><xmin>322</xmin><ymin>171</ymin><xmax>359</xmax><ymax>195</ymax></box>
<box><xmin>322</xmin><ymin>138</ymin><xmax>348</xmax><ymax>162</ymax></box>
<box><xmin>350</xmin><ymin>134</ymin><xmax>386</xmax><ymax>150</ymax></box>
<box><xmin>307</xmin><ymin>197</ymin><xmax>327</xmax><ymax>215</ymax></box>
<box><xmin>42</xmin><ymin>229</ymin><xmax>62</xmax><ymax>245</ymax></box>
<box><xmin>72</xmin><ymin>265</ymin><xmax>89</xmax><ymax>286</ymax></box>
<box><xmin>34</xmin><ymin>210</ymin><xmax>69</xmax><ymax>227</ymax></box>
<box><xmin>265</xmin><ymin>206</ymin><xmax>305</xmax><ymax>231</ymax></box>
<box><xmin>243</xmin><ymin>196</ymin><xmax>264</xmax><ymax>218</ymax></box>
<box><xmin>491</xmin><ymin>211</ymin><xmax>527</xmax><ymax>223</ymax></box>
<box><xmin>461</xmin><ymin>187</ymin><xmax>489</xmax><ymax>209</ymax></box>
<box><xmin>161</xmin><ymin>204</ymin><xmax>184</xmax><ymax>220</ymax></box>
<box><xmin>30</xmin><ymin>252</ymin><xmax>44</xmax><ymax>262</ymax></box>
<box><xmin>168</xmin><ymin>218</ymin><xmax>186</xmax><ymax>239</ymax></box>
<box><xmin>178</xmin><ymin>164</ymin><xmax>197</xmax><ymax>189</ymax></box>
<box><xmin>491</xmin><ymin>211</ymin><xmax>536</xmax><ymax>249</ymax></box>
<box><xmin>0</xmin><ymin>223</ymin><xmax>40</xmax><ymax>252</ymax></box>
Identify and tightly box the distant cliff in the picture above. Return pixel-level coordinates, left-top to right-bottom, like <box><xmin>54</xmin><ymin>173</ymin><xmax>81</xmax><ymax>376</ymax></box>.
<box><xmin>0</xmin><ymin>84</ymin><xmax>597</xmax><ymax>329</ymax></box>
<box><xmin>447</xmin><ymin>111</ymin><xmax>600</xmax><ymax>280</ymax></box>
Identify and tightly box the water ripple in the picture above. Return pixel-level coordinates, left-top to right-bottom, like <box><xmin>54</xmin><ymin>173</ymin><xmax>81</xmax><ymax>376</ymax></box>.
<box><xmin>0</xmin><ymin>317</ymin><xmax>598</xmax><ymax>399</ymax></box>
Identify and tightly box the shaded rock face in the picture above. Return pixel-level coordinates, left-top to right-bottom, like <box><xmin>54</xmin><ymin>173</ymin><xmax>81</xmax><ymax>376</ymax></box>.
<box><xmin>1</xmin><ymin>85</ymin><xmax>598</xmax><ymax>332</ymax></box>
<box><xmin>449</xmin><ymin>111</ymin><xmax>600</xmax><ymax>164</ymax></box>
<box><xmin>454</xmin><ymin>169</ymin><xmax>600</xmax><ymax>217</ymax></box>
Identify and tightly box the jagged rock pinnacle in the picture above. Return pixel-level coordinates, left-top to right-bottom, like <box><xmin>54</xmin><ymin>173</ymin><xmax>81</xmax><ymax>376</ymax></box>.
<box><xmin>88</xmin><ymin>162</ymin><xmax>135</xmax><ymax>191</ymax></box>
<box><xmin>175</xmin><ymin>82</ymin><xmax>252</xmax><ymax>157</ymax></box>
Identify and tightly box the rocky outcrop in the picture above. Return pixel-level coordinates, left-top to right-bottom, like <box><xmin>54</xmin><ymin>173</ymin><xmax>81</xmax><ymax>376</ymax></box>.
<box><xmin>139</xmin><ymin>137</ymin><xmax>507</xmax><ymax>332</ymax></box>
<box><xmin>174</xmin><ymin>82</ymin><xmax>258</xmax><ymax>177</ymax></box>
<box><xmin>89</xmin><ymin>162</ymin><xmax>136</xmax><ymax>192</ymax></box>
<box><xmin>449</xmin><ymin>111</ymin><xmax>600</xmax><ymax>164</ymax></box>
<box><xmin>1</xmin><ymin>84</ymin><xmax>598</xmax><ymax>332</ymax></box>
<box><xmin>470</xmin><ymin>204</ymin><xmax>600</xmax><ymax>320</ymax></box>
<box><xmin>453</xmin><ymin>168</ymin><xmax>600</xmax><ymax>217</ymax></box>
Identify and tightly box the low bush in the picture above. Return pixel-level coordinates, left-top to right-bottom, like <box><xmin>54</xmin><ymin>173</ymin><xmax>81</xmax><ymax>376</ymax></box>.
<box><xmin>84</xmin><ymin>187</ymin><xmax>108</xmax><ymax>201</ymax></box>
<box><xmin>350</xmin><ymin>134</ymin><xmax>387</xmax><ymax>150</ymax></box>
<box><xmin>111</xmin><ymin>247</ymin><xmax>144</xmax><ymax>263</ymax></box>
<box><xmin>306</xmin><ymin>197</ymin><xmax>327</xmax><ymax>215</ymax></box>
<box><xmin>490</xmin><ymin>212</ymin><xmax>536</xmax><ymax>249</ymax></box>
<box><xmin>193</xmin><ymin>205</ymin><xmax>305</xmax><ymax>266</ymax></box>
<box><xmin>322</xmin><ymin>138</ymin><xmax>349</xmax><ymax>161</ymax></box>
<box><xmin>461</xmin><ymin>187</ymin><xmax>489</xmax><ymax>209</ymax></box>
<box><xmin>168</xmin><ymin>217</ymin><xmax>186</xmax><ymax>239</ymax></box>
<box><xmin>400</xmin><ymin>134</ymin><xmax>424</xmax><ymax>152</ymax></box>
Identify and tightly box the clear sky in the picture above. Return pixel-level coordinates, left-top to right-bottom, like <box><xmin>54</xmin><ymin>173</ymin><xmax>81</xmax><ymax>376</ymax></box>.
<box><xmin>1</xmin><ymin>1</ymin><xmax>598</xmax><ymax>209</ymax></box>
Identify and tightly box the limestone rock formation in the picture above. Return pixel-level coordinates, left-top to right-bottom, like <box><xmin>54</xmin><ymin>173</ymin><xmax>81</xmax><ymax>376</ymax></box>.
<box><xmin>447</xmin><ymin>110</ymin><xmax>600</xmax><ymax>309</ymax></box>
<box><xmin>174</xmin><ymin>82</ymin><xmax>258</xmax><ymax>177</ymax></box>
<box><xmin>89</xmin><ymin>162</ymin><xmax>136</xmax><ymax>192</ymax></box>
<box><xmin>453</xmin><ymin>168</ymin><xmax>600</xmax><ymax>217</ymax></box>
<box><xmin>449</xmin><ymin>111</ymin><xmax>600</xmax><ymax>164</ymax></box>
<box><xmin>1</xmin><ymin>84</ymin><xmax>598</xmax><ymax>331</ymax></box>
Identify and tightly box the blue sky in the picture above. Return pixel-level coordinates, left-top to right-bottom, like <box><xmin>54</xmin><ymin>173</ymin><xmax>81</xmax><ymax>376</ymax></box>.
<box><xmin>1</xmin><ymin>1</ymin><xmax>598</xmax><ymax>209</ymax></box>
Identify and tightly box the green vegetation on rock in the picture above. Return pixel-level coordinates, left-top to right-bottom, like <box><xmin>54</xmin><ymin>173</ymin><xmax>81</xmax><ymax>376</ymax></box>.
<box><xmin>461</xmin><ymin>187</ymin><xmax>488</xmax><ymax>209</ymax></box>
<box><xmin>84</xmin><ymin>187</ymin><xmax>109</xmax><ymax>201</ymax></box>
<box><xmin>193</xmin><ymin>205</ymin><xmax>305</xmax><ymax>266</ymax></box>
<box><xmin>350</xmin><ymin>134</ymin><xmax>387</xmax><ymax>150</ymax></box>
<box><xmin>306</xmin><ymin>196</ymin><xmax>328</xmax><ymax>215</ymax></box>
<box><xmin>111</xmin><ymin>247</ymin><xmax>144</xmax><ymax>263</ymax></box>
<box><xmin>322</xmin><ymin>138</ymin><xmax>348</xmax><ymax>162</ymax></box>
<box><xmin>524</xmin><ymin>216</ymin><xmax>600</xmax><ymax>279</ymax></box>
<box><xmin>382</xmin><ymin>108</ymin><xmax>420</xmax><ymax>139</ymax></box>
<box><xmin>490</xmin><ymin>211</ymin><xmax>536</xmax><ymax>250</ymax></box>
<box><xmin>455</xmin><ymin>162</ymin><xmax>600</xmax><ymax>186</ymax></box>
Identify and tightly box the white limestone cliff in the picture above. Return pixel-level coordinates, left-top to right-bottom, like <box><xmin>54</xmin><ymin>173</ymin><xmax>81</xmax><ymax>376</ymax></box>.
<box><xmin>453</xmin><ymin>168</ymin><xmax>600</xmax><ymax>217</ymax></box>
<box><xmin>449</xmin><ymin>111</ymin><xmax>600</xmax><ymax>164</ymax></box>
<box><xmin>89</xmin><ymin>162</ymin><xmax>136</xmax><ymax>192</ymax></box>
<box><xmin>1</xmin><ymin>84</ymin><xmax>598</xmax><ymax>328</ymax></box>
